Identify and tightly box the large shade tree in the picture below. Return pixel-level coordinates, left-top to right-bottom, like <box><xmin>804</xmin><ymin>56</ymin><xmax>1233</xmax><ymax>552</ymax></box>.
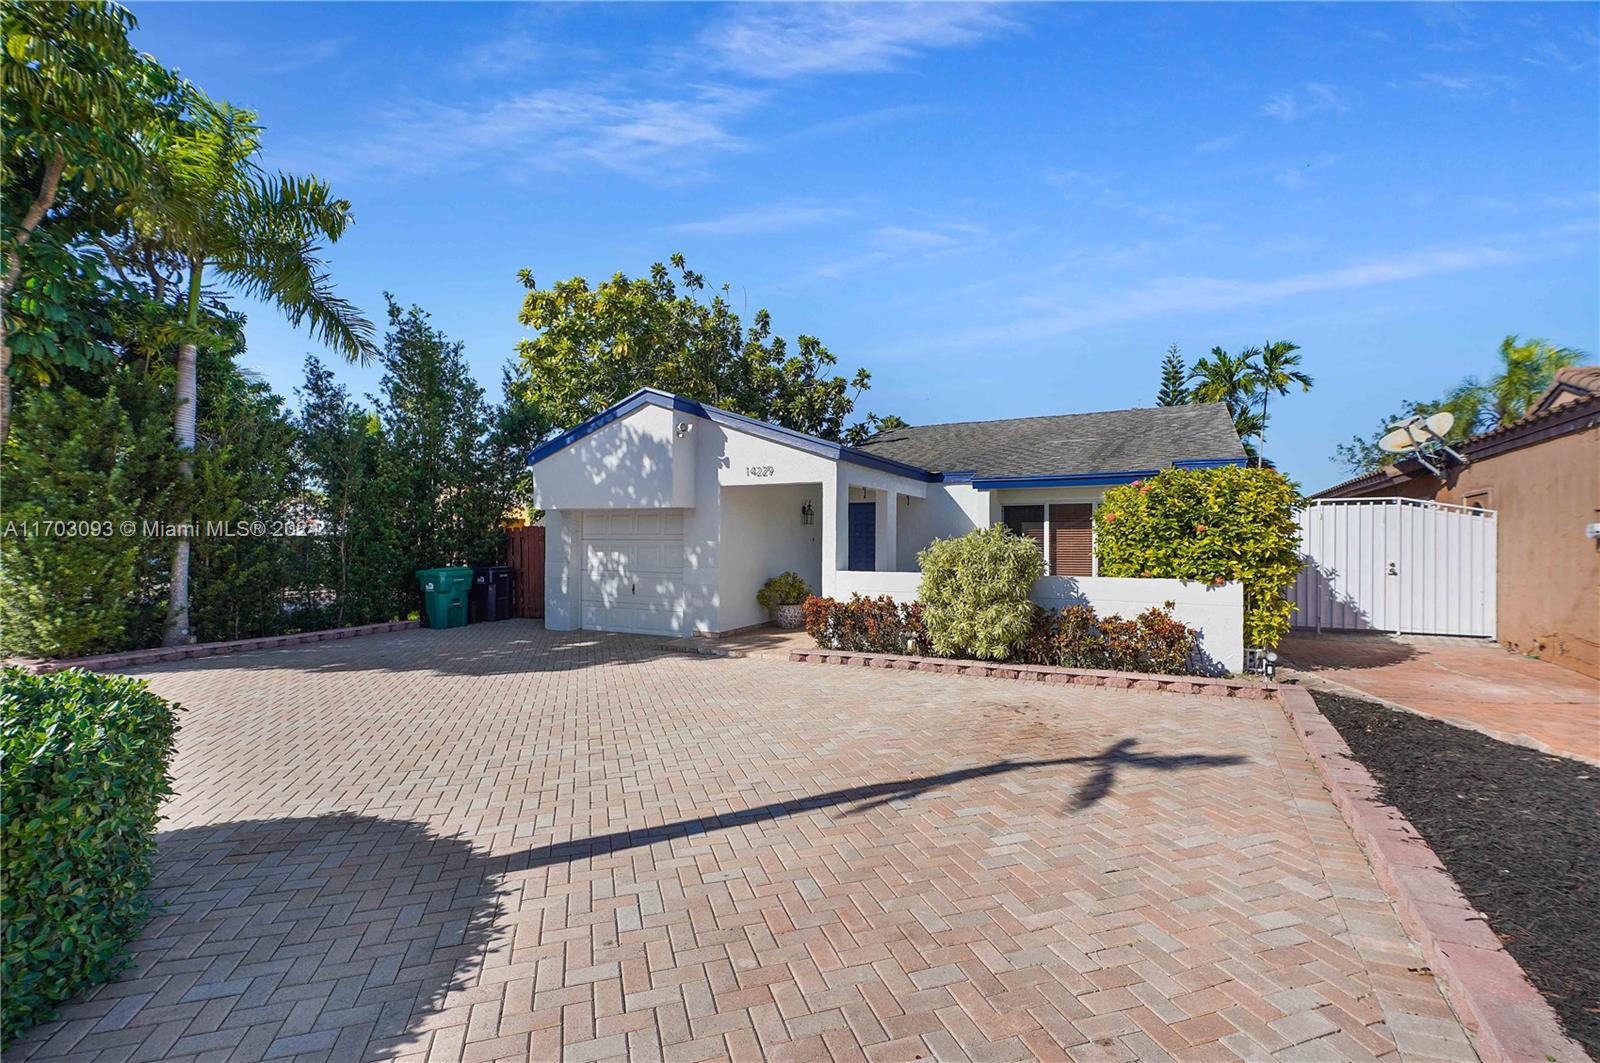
<box><xmin>513</xmin><ymin>255</ymin><xmax>898</xmax><ymax>444</ymax></box>
<box><xmin>112</xmin><ymin>97</ymin><xmax>377</xmax><ymax>645</ymax></box>
<box><xmin>0</xmin><ymin>0</ymin><xmax>181</xmax><ymax>442</ymax></box>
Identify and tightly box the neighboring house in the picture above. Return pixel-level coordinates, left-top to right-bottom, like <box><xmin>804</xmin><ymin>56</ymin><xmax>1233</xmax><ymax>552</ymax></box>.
<box><xmin>1314</xmin><ymin>367</ymin><xmax>1600</xmax><ymax>678</ymax></box>
<box><xmin>528</xmin><ymin>388</ymin><xmax>1248</xmax><ymax>669</ymax></box>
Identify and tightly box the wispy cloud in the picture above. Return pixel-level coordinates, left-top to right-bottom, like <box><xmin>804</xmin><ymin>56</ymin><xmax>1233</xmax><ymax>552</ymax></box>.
<box><xmin>1261</xmin><ymin>82</ymin><xmax>1352</xmax><ymax>122</ymax></box>
<box><xmin>700</xmin><ymin>3</ymin><xmax>1017</xmax><ymax>80</ymax></box>
<box><xmin>1046</xmin><ymin>169</ymin><xmax>1210</xmax><ymax>228</ymax></box>
<box><xmin>323</xmin><ymin>84</ymin><xmax>760</xmax><ymax>182</ymax></box>
<box><xmin>666</xmin><ymin>201</ymin><xmax>848</xmax><ymax>236</ymax></box>
<box><xmin>1195</xmin><ymin>131</ymin><xmax>1245</xmax><ymax>155</ymax></box>
<box><xmin>813</xmin><ymin>221</ymin><xmax>988</xmax><ymax>278</ymax></box>
<box><xmin>946</xmin><ymin>245</ymin><xmax>1518</xmax><ymax>346</ymax></box>
<box><xmin>782</xmin><ymin>104</ymin><xmax>939</xmax><ymax>143</ymax></box>
<box><xmin>1271</xmin><ymin>152</ymin><xmax>1346</xmax><ymax>190</ymax></box>
<box><xmin>1413</xmin><ymin>72</ymin><xmax>1517</xmax><ymax>97</ymax></box>
<box><xmin>221</xmin><ymin>36</ymin><xmax>350</xmax><ymax>75</ymax></box>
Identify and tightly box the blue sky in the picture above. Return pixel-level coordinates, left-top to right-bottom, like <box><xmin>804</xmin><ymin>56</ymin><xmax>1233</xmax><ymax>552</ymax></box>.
<box><xmin>128</xmin><ymin>2</ymin><xmax>1598</xmax><ymax>488</ymax></box>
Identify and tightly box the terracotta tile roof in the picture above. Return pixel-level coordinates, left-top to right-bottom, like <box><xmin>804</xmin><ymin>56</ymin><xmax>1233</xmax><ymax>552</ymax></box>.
<box><xmin>1313</xmin><ymin>389</ymin><xmax>1600</xmax><ymax>499</ymax></box>
<box><xmin>1532</xmin><ymin>364</ymin><xmax>1600</xmax><ymax>411</ymax></box>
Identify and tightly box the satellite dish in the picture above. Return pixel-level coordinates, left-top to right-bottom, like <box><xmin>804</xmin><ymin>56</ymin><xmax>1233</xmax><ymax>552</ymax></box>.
<box><xmin>1378</xmin><ymin>421</ymin><xmax>1419</xmax><ymax>453</ymax></box>
<box><xmin>1374</xmin><ymin>411</ymin><xmax>1469</xmax><ymax>472</ymax></box>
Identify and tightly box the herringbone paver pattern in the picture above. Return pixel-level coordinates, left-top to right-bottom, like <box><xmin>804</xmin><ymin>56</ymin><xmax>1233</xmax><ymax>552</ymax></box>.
<box><xmin>9</xmin><ymin>621</ymin><xmax>1476</xmax><ymax>1062</ymax></box>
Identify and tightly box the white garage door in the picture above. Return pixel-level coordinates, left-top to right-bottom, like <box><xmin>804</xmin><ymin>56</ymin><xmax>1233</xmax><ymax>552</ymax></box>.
<box><xmin>581</xmin><ymin>511</ymin><xmax>686</xmax><ymax>634</ymax></box>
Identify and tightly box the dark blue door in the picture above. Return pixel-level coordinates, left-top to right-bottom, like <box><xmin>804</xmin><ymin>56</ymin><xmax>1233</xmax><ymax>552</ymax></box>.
<box><xmin>848</xmin><ymin>502</ymin><xmax>876</xmax><ymax>571</ymax></box>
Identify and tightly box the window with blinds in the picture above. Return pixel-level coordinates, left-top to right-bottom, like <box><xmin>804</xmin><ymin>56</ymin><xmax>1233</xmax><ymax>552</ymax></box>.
<box><xmin>1049</xmin><ymin>503</ymin><xmax>1093</xmax><ymax>577</ymax></box>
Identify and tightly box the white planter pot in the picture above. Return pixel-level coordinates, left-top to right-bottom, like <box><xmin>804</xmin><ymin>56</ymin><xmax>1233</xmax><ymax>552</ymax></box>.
<box><xmin>773</xmin><ymin>604</ymin><xmax>805</xmax><ymax>629</ymax></box>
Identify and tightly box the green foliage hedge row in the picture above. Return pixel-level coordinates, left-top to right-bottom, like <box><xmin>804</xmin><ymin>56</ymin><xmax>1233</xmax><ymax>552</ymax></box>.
<box><xmin>1095</xmin><ymin>467</ymin><xmax>1302</xmax><ymax>649</ymax></box>
<box><xmin>1</xmin><ymin>669</ymin><xmax>180</xmax><ymax>1043</ymax></box>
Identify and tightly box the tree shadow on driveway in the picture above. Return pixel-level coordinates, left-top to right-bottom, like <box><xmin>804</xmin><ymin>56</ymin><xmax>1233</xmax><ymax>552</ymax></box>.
<box><xmin>499</xmin><ymin>738</ymin><xmax>1245</xmax><ymax>877</ymax></box>
<box><xmin>9</xmin><ymin>738</ymin><xmax>1243</xmax><ymax>1060</ymax></box>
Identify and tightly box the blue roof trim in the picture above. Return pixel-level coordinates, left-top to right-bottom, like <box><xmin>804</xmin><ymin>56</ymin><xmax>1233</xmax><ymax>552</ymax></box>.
<box><xmin>969</xmin><ymin>469</ymin><xmax>1161</xmax><ymax>490</ymax></box>
<box><xmin>1173</xmin><ymin>457</ymin><xmax>1249</xmax><ymax>469</ymax></box>
<box><xmin>527</xmin><ymin>387</ymin><xmax>936</xmax><ymax>481</ymax></box>
<box><xmin>936</xmin><ymin>470</ymin><xmax>977</xmax><ymax>484</ymax></box>
<box><xmin>527</xmin><ymin>389</ymin><xmax>661</xmax><ymax>465</ymax></box>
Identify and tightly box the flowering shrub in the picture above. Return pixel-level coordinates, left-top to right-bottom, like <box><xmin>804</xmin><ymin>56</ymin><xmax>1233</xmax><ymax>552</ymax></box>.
<box><xmin>1019</xmin><ymin>601</ymin><xmax>1198</xmax><ymax>674</ymax></box>
<box><xmin>803</xmin><ymin>594</ymin><xmax>925</xmax><ymax>654</ymax></box>
<box><xmin>1095</xmin><ymin>466</ymin><xmax>1302</xmax><ymax>649</ymax></box>
<box><xmin>917</xmin><ymin>525</ymin><xmax>1043</xmax><ymax>661</ymax></box>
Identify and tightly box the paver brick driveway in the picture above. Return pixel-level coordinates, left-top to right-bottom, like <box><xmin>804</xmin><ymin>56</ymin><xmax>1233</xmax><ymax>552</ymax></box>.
<box><xmin>11</xmin><ymin>622</ymin><xmax>1476</xmax><ymax>1062</ymax></box>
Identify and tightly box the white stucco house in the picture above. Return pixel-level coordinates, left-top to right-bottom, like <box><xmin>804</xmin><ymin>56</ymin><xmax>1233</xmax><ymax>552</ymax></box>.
<box><xmin>529</xmin><ymin>388</ymin><xmax>1250</xmax><ymax>670</ymax></box>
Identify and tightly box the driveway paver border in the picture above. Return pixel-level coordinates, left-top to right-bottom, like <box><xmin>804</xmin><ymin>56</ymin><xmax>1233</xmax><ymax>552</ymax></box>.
<box><xmin>789</xmin><ymin>647</ymin><xmax>1276</xmax><ymax>698</ymax></box>
<box><xmin>13</xmin><ymin>620</ymin><xmax>421</xmax><ymax>675</ymax></box>
<box><xmin>1278</xmin><ymin>684</ymin><xmax>1587</xmax><ymax>1063</ymax></box>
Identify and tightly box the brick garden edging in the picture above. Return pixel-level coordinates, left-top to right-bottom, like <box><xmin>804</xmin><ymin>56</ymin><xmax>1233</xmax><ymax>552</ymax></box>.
<box><xmin>787</xmin><ymin>647</ymin><xmax>1276</xmax><ymax>699</ymax></box>
<box><xmin>15</xmin><ymin>620</ymin><xmax>421</xmax><ymax>675</ymax></box>
<box><xmin>1278</xmin><ymin>685</ymin><xmax>1586</xmax><ymax>1063</ymax></box>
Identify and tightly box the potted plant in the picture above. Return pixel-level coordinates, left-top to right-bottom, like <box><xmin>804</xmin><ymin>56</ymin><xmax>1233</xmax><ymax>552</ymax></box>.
<box><xmin>757</xmin><ymin>572</ymin><xmax>812</xmax><ymax>629</ymax></box>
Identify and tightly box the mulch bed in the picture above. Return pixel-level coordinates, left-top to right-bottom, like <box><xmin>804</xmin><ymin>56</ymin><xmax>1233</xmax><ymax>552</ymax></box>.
<box><xmin>1312</xmin><ymin>689</ymin><xmax>1600</xmax><ymax>1058</ymax></box>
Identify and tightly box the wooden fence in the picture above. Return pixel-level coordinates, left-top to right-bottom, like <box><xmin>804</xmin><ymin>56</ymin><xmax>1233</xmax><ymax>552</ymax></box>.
<box><xmin>506</xmin><ymin>525</ymin><xmax>545</xmax><ymax>619</ymax></box>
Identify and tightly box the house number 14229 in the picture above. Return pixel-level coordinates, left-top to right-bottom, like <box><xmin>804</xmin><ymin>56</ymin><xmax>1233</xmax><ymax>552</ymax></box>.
<box><xmin>745</xmin><ymin>465</ymin><xmax>775</xmax><ymax>477</ymax></box>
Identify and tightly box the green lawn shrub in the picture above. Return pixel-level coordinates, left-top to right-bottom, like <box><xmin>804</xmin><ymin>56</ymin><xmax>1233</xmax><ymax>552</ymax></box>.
<box><xmin>1</xmin><ymin>668</ymin><xmax>180</xmax><ymax>1043</ymax></box>
<box><xmin>1095</xmin><ymin>466</ymin><xmax>1302</xmax><ymax>649</ymax></box>
<box><xmin>917</xmin><ymin>525</ymin><xmax>1044</xmax><ymax>661</ymax></box>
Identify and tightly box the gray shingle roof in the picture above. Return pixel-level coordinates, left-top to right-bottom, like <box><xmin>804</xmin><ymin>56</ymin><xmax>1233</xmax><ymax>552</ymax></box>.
<box><xmin>854</xmin><ymin>403</ymin><xmax>1247</xmax><ymax>478</ymax></box>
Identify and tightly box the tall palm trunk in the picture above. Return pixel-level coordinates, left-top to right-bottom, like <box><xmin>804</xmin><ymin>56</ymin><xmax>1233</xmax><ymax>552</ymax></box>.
<box><xmin>1257</xmin><ymin>390</ymin><xmax>1269</xmax><ymax>467</ymax></box>
<box><xmin>162</xmin><ymin>256</ymin><xmax>204</xmax><ymax>646</ymax></box>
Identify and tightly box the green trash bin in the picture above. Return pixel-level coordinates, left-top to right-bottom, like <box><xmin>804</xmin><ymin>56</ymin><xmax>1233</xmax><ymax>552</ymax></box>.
<box><xmin>416</xmin><ymin>566</ymin><xmax>472</xmax><ymax>628</ymax></box>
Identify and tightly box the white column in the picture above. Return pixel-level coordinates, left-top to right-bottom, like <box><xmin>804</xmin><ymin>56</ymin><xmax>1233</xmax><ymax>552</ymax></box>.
<box><xmin>876</xmin><ymin>489</ymin><xmax>898</xmax><ymax>571</ymax></box>
<box><xmin>821</xmin><ymin>468</ymin><xmax>847</xmax><ymax>597</ymax></box>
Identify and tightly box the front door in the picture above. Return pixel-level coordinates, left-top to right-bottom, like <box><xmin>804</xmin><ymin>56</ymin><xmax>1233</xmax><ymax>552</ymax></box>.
<box><xmin>847</xmin><ymin>502</ymin><xmax>876</xmax><ymax>571</ymax></box>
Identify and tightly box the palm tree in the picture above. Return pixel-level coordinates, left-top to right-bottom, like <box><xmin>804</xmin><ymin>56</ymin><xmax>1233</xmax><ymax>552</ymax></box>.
<box><xmin>1251</xmin><ymin>340</ymin><xmax>1311</xmax><ymax>464</ymax></box>
<box><xmin>1488</xmin><ymin>335</ymin><xmax>1585</xmax><ymax>425</ymax></box>
<box><xmin>1188</xmin><ymin>345</ymin><xmax>1262</xmax><ymax>450</ymax></box>
<box><xmin>130</xmin><ymin>97</ymin><xmax>377</xmax><ymax>645</ymax></box>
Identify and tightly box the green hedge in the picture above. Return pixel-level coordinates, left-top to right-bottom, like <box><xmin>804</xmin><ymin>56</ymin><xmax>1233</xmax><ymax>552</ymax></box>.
<box><xmin>1095</xmin><ymin>466</ymin><xmax>1302</xmax><ymax>649</ymax></box>
<box><xmin>1</xmin><ymin>668</ymin><xmax>180</xmax><ymax>1043</ymax></box>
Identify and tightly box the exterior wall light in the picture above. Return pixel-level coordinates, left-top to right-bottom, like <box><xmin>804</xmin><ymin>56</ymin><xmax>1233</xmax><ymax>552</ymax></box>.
<box><xmin>801</xmin><ymin>502</ymin><xmax>815</xmax><ymax>526</ymax></box>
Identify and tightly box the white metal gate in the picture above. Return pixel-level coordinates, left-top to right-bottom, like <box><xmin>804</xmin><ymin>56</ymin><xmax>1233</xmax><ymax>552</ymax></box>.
<box><xmin>1290</xmin><ymin>498</ymin><xmax>1497</xmax><ymax>637</ymax></box>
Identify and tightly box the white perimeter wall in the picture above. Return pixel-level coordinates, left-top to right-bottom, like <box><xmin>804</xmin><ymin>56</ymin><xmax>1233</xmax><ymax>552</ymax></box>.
<box><xmin>828</xmin><ymin>571</ymin><xmax>1244</xmax><ymax>674</ymax></box>
<box><xmin>719</xmin><ymin>483</ymin><xmax>825</xmax><ymax>632</ymax></box>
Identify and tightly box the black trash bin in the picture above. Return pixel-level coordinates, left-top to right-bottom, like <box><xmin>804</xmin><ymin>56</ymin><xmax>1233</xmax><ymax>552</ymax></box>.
<box><xmin>469</xmin><ymin>564</ymin><xmax>513</xmax><ymax>622</ymax></box>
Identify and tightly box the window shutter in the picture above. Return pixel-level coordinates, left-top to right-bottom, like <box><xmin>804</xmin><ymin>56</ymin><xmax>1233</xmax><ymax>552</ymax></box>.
<box><xmin>1049</xmin><ymin>504</ymin><xmax>1093</xmax><ymax>577</ymax></box>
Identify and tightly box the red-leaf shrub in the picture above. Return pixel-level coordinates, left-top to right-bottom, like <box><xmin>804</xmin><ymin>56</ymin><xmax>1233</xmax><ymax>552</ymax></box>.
<box><xmin>807</xmin><ymin>595</ymin><xmax>1200</xmax><ymax>674</ymax></box>
<box><xmin>1019</xmin><ymin>601</ymin><xmax>1198</xmax><ymax>674</ymax></box>
<box><xmin>803</xmin><ymin>594</ymin><xmax>925</xmax><ymax>654</ymax></box>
